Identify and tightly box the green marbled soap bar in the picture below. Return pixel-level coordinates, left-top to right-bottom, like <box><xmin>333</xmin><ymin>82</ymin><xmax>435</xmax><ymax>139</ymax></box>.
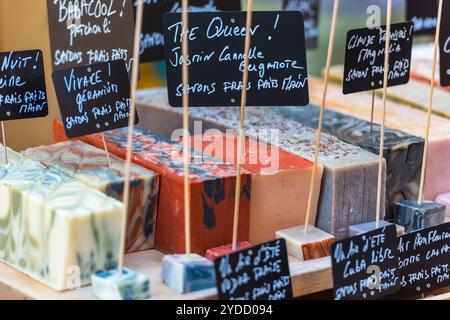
<box><xmin>0</xmin><ymin>145</ymin><xmax>123</xmax><ymax>291</ymax></box>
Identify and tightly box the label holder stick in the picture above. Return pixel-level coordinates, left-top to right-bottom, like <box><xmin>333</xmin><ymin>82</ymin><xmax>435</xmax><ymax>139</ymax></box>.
<box><xmin>118</xmin><ymin>0</ymin><xmax>144</xmax><ymax>271</ymax></box>
<box><xmin>232</xmin><ymin>0</ymin><xmax>253</xmax><ymax>252</ymax></box>
<box><xmin>304</xmin><ymin>0</ymin><xmax>340</xmax><ymax>234</ymax></box>
<box><xmin>418</xmin><ymin>0</ymin><xmax>443</xmax><ymax>205</ymax></box>
<box><xmin>1</xmin><ymin>121</ymin><xmax>7</xmax><ymax>166</ymax></box>
<box><xmin>101</xmin><ymin>133</ymin><xmax>112</xmax><ymax>169</ymax></box>
<box><xmin>376</xmin><ymin>0</ymin><xmax>393</xmax><ymax>228</ymax></box>
<box><xmin>370</xmin><ymin>89</ymin><xmax>375</xmax><ymax>135</ymax></box>
<box><xmin>181</xmin><ymin>0</ymin><xmax>192</xmax><ymax>256</ymax></box>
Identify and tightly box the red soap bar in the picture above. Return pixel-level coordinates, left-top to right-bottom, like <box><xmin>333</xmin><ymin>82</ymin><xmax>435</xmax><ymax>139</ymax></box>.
<box><xmin>53</xmin><ymin>120</ymin><xmax>252</xmax><ymax>255</ymax></box>
<box><xmin>205</xmin><ymin>241</ymin><xmax>252</xmax><ymax>261</ymax></box>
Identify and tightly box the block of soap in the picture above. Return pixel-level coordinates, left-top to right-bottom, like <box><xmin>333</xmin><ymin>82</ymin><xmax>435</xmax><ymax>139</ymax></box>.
<box><xmin>23</xmin><ymin>141</ymin><xmax>160</xmax><ymax>253</ymax></box>
<box><xmin>162</xmin><ymin>254</ymin><xmax>216</xmax><ymax>294</ymax></box>
<box><xmin>190</xmin><ymin>132</ymin><xmax>323</xmax><ymax>244</ymax></box>
<box><xmin>275</xmin><ymin>225</ymin><xmax>335</xmax><ymax>261</ymax></box>
<box><xmin>274</xmin><ymin>105</ymin><xmax>424</xmax><ymax>220</ymax></box>
<box><xmin>52</xmin><ymin>121</ymin><xmax>252</xmax><ymax>255</ymax></box>
<box><xmin>91</xmin><ymin>268</ymin><xmax>150</xmax><ymax>300</ymax></box>
<box><xmin>308</xmin><ymin>76</ymin><xmax>450</xmax><ymax>202</ymax></box>
<box><xmin>435</xmin><ymin>193</ymin><xmax>450</xmax><ymax>219</ymax></box>
<box><xmin>393</xmin><ymin>200</ymin><xmax>446</xmax><ymax>233</ymax></box>
<box><xmin>205</xmin><ymin>241</ymin><xmax>252</xmax><ymax>261</ymax></box>
<box><xmin>131</xmin><ymin>90</ymin><xmax>385</xmax><ymax>240</ymax></box>
<box><xmin>0</xmin><ymin>146</ymin><xmax>123</xmax><ymax>291</ymax></box>
<box><xmin>348</xmin><ymin>221</ymin><xmax>405</xmax><ymax>237</ymax></box>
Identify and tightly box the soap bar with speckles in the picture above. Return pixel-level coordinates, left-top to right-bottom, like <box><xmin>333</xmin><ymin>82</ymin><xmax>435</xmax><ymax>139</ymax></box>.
<box><xmin>23</xmin><ymin>140</ymin><xmax>160</xmax><ymax>253</ymax></box>
<box><xmin>308</xmin><ymin>76</ymin><xmax>450</xmax><ymax>202</ymax></box>
<box><xmin>0</xmin><ymin>145</ymin><xmax>123</xmax><ymax>291</ymax></box>
<box><xmin>52</xmin><ymin>122</ymin><xmax>251</xmax><ymax>255</ymax></box>
<box><xmin>190</xmin><ymin>132</ymin><xmax>323</xmax><ymax>244</ymax></box>
<box><xmin>92</xmin><ymin>268</ymin><xmax>150</xmax><ymax>300</ymax></box>
<box><xmin>130</xmin><ymin>89</ymin><xmax>385</xmax><ymax>240</ymax></box>
<box><xmin>274</xmin><ymin>105</ymin><xmax>424</xmax><ymax>221</ymax></box>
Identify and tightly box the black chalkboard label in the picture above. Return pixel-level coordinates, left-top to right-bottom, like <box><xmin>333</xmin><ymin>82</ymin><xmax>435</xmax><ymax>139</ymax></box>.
<box><xmin>52</xmin><ymin>60</ymin><xmax>136</xmax><ymax>139</ymax></box>
<box><xmin>331</xmin><ymin>225</ymin><xmax>400</xmax><ymax>300</ymax></box>
<box><xmin>439</xmin><ymin>0</ymin><xmax>450</xmax><ymax>87</ymax></box>
<box><xmin>406</xmin><ymin>0</ymin><xmax>438</xmax><ymax>36</ymax></box>
<box><xmin>283</xmin><ymin>0</ymin><xmax>320</xmax><ymax>50</ymax></box>
<box><xmin>46</xmin><ymin>0</ymin><xmax>135</xmax><ymax>72</ymax></box>
<box><xmin>394</xmin><ymin>222</ymin><xmax>450</xmax><ymax>298</ymax></box>
<box><xmin>343</xmin><ymin>22</ymin><xmax>414</xmax><ymax>95</ymax></box>
<box><xmin>163</xmin><ymin>11</ymin><xmax>309</xmax><ymax>107</ymax></box>
<box><xmin>214</xmin><ymin>239</ymin><xmax>293</xmax><ymax>300</ymax></box>
<box><xmin>0</xmin><ymin>50</ymin><xmax>48</xmax><ymax>121</ymax></box>
<box><xmin>137</xmin><ymin>0</ymin><xmax>241</xmax><ymax>63</ymax></box>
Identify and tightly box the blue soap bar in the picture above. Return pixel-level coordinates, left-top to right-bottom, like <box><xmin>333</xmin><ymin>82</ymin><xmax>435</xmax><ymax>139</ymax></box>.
<box><xmin>91</xmin><ymin>268</ymin><xmax>150</xmax><ymax>300</ymax></box>
<box><xmin>162</xmin><ymin>254</ymin><xmax>216</xmax><ymax>294</ymax></box>
<box><xmin>393</xmin><ymin>200</ymin><xmax>445</xmax><ymax>233</ymax></box>
<box><xmin>349</xmin><ymin>221</ymin><xmax>405</xmax><ymax>237</ymax></box>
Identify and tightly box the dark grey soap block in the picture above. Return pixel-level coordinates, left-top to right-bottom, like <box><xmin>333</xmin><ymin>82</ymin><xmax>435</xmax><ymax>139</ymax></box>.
<box><xmin>393</xmin><ymin>200</ymin><xmax>445</xmax><ymax>233</ymax></box>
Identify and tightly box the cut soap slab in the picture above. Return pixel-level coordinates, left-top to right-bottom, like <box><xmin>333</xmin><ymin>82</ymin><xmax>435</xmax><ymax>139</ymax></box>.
<box><xmin>52</xmin><ymin>122</ymin><xmax>252</xmax><ymax>255</ymax></box>
<box><xmin>308</xmin><ymin>76</ymin><xmax>450</xmax><ymax>201</ymax></box>
<box><xmin>190</xmin><ymin>132</ymin><xmax>323</xmax><ymax>244</ymax></box>
<box><xmin>23</xmin><ymin>141</ymin><xmax>160</xmax><ymax>253</ymax></box>
<box><xmin>0</xmin><ymin>146</ymin><xmax>123</xmax><ymax>291</ymax></box>
<box><xmin>132</xmin><ymin>89</ymin><xmax>386</xmax><ymax>240</ymax></box>
<box><xmin>274</xmin><ymin>105</ymin><xmax>424</xmax><ymax>221</ymax></box>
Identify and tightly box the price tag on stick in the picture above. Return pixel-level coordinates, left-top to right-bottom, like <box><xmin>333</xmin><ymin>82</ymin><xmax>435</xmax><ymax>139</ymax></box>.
<box><xmin>46</xmin><ymin>0</ymin><xmax>135</xmax><ymax>72</ymax></box>
<box><xmin>52</xmin><ymin>60</ymin><xmax>137</xmax><ymax>139</ymax></box>
<box><xmin>214</xmin><ymin>239</ymin><xmax>293</xmax><ymax>300</ymax></box>
<box><xmin>343</xmin><ymin>22</ymin><xmax>414</xmax><ymax>95</ymax></box>
<box><xmin>406</xmin><ymin>0</ymin><xmax>438</xmax><ymax>36</ymax></box>
<box><xmin>439</xmin><ymin>0</ymin><xmax>450</xmax><ymax>87</ymax></box>
<box><xmin>331</xmin><ymin>225</ymin><xmax>401</xmax><ymax>300</ymax></box>
<box><xmin>137</xmin><ymin>0</ymin><xmax>241</xmax><ymax>63</ymax></box>
<box><xmin>0</xmin><ymin>50</ymin><xmax>48</xmax><ymax>121</ymax></box>
<box><xmin>163</xmin><ymin>11</ymin><xmax>310</xmax><ymax>107</ymax></box>
<box><xmin>283</xmin><ymin>0</ymin><xmax>320</xmax><ymax>50</ymax></box>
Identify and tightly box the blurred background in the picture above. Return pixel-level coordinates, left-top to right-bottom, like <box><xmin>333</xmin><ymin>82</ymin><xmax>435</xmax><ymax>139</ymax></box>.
<box><xmin>0</xmin><ymin>0</ymin><xmax>422</xmax><ymax>150</ymax></box>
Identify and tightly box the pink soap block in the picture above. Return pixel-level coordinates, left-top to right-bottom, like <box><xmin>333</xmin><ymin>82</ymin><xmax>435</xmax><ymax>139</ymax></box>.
<box><xmin>205</xmin><ymin>242</ymin><xmax>252</xmax><ymax>261</ymax></box>
<box><xmin>424</xmin><ymin>138</ymin><xmax>450</xmax><ymax>201</ymax></box>
<box><xmin>435</xmin><ymin>193</ymin><xmax>450</xmax><ymax>219</ymax></box>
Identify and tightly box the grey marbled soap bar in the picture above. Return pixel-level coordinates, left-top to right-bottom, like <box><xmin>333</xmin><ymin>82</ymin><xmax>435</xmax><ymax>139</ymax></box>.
<box><xmin>274</xmin><ymin>106</ymin><xmax>424</xmax><ymax>220</ymax></box>
<box><xmin>393</xmin><ymin>200</ymin><xmax>446</xmax><ymax>233</ymax></box>
<box><xmin>135</xmin><ymin>89</ymin><xmax>386</xmax><ymax>239</ymax></box>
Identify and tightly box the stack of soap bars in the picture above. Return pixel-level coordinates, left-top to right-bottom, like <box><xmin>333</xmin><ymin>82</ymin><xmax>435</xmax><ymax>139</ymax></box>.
<box><xmin>0</xmin><ymin>145</ymin><xmax>123</xmax><ymax>291</ymax></box>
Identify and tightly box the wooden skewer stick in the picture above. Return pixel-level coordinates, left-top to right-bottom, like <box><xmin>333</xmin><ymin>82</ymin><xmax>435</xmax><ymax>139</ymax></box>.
<box><xmin>370</xmin><ymin>90</ymin><xmax>375</xmax><ymax>135</ymax></box>
<box><xmin>1</xmin><ymin>121</ymin><xmax>7</xmax><ymax>166</ymax></box>
<box><xmin>304</xmin><ymin>0</ymin><xmax>340</xmax><ymax>234</ymax></box>
<box><xmin>181</xmin><ymin>0</ymin><xmax>192</xmax><ymax>256</ymax></box>
<box><xmin>101</xmin><ymin>133</ymin><xmax>112</xmax><ymax>169</ymax></box>
<box><xmin>118</xmin><ymin>1</ymin><xmax>144</xmax><ymax>271</ymax></box>
<box><xmin>376</xmin><ymin>0</ymin><xmax>392</xmax><ymax>229</ymax></box>
<box><xmin>232</xmin><ymin>0</ymin><xmax>253</xmax><ymax>252</ymax></box>
<box><xmin>418</xmin><ymin>0</ymin><xmax>443</xmax><ymax>205</ymax></box>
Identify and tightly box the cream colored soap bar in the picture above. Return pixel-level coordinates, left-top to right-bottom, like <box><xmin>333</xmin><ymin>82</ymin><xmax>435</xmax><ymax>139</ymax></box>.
<box><xmin>0</xmin><ymin>145</ymin><xmax>123</xmax><ymax>291</ymax></box>
<box><xmin>309</xmin><ymin>76</ymin><xmax>450</xmax><ymax>201</ymax></box>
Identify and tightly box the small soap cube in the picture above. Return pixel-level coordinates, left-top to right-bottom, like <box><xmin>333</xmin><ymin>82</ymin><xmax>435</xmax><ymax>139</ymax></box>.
<box><xmin>393</xmin><ymin>200</ymin><xmax>446</xmax><ymax>233</ymax></box>
<box><xmin>435</xmin><ymin>193</ymin><xmax>450</xmax><ymax>219</ymax></box>
<box><xmin>276</xmin><ymin>225</ymin><xmax>335</xmax><ymax>261</ymax></box>
<box><xmin>348</xmin><ymin>221</ymin><xmax>405</xmax><ymax>237</ymax></box>
<box><xmin>205</xmin><ymin>241</ymin><xmax>252</xmax><ymax>261</ymax></box>
<box><xmin>92</xmin><ymin>268</ymin><xmax>150</xmax><ymax>300</ymax></box>
<box><xmin>162</xmin><ymin>254</ymin><xmax>215</xmax><ymax>294</ymax></box>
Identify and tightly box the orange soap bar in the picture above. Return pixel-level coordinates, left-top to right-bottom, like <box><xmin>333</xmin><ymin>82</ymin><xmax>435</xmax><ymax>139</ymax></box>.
<box><xmin>189</xmin><ymin>132</ymin><xmax>323</xmax><ymax>245</ymax></box>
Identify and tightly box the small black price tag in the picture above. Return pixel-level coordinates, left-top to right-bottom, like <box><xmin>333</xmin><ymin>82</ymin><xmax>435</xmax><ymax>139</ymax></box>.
<box><xmin>331</xmin><ymin>225</ymin><xmax>401</xmax><ymax>300</ymax></box>
<box><xmin>136</xmin><ymin>0</ymin><xmax>241</xmax><ymax>63</ymax></box>
<box><xmin>52</xmin><ymin>60</ymin><xmax>137</xmax><ymax>139</ymax></box>
<box><xmin>46</xmin><ymin>0</ymin><xmax>135</xmax><ymax>72</ymax></box>
<box><xmin>439</xmin><ymin>0</ymin><xmax>450</xmax><ymax>87</ymax></box>
<box><xmin>163</xmin><ymin>11</ymin><xmax>309</xmax><ymax>107</ymax></box>
<box><xmin>394</xmin><ymin>222</ymin><xmax>450</xmax><ymax>298</ymax></box>
<box><xmin>283</xmin><ymin>0</ymin><xmax>321</xmax><ymax>50</ymax></box>
<box><xmin>406</xmin><ymin>0</ymin><xmax>438</xmax><ymax>36</ymax></box>
<box><xmin>214</xmin><ymin>239</ymin><xmax>293</xmax><ymax>300</ymax></box>
<box><xmin>343</xmin><ymin>22</ymin><xmax>414</xmax><ymax>95</ymax></box>
<box><xmin>0</xmin><ymin>50</ymin><xmax>48</xmax><ymax>121</ymax></box>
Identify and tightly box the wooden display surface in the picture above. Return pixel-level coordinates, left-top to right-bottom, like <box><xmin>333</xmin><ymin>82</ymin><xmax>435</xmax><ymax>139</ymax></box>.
<box><xmin>0</xmin><ymin>249</ymin><xmax>332</xmax><ymax>300</ymax></box>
